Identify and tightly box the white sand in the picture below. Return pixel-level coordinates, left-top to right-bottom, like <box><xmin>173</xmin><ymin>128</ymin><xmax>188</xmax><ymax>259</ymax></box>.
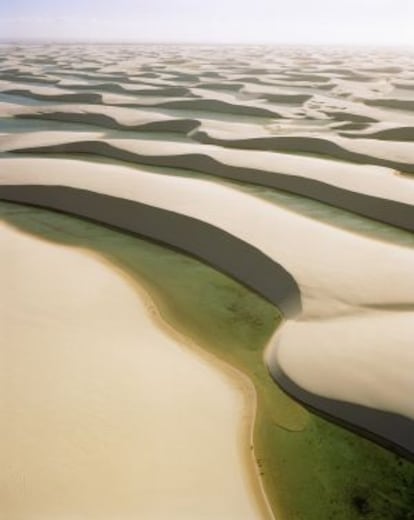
<box><xmin>1</xmin><ymin>156</ymin><xmax>414</xmax><ymax>420</ymax></box>
<box><xmin>0</xmin><ymin>221</ymin><xmax>268</xmax><ymax>520</ymax></box>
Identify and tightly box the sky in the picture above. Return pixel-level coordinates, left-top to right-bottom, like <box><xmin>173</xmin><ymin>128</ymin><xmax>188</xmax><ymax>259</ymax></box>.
<box><xmin>0</xmin><ymin>0</ymin><xmax>413</xmax><ymax>46</ymax></box>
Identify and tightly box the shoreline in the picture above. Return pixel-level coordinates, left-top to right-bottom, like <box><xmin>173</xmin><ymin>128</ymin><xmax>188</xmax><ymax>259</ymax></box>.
<box><xmin>1</xmin><ymin>220</ymin><xmax>274</xmax><ymax>519</ymax></box>
<box><xmin>92</xmin><ymin>249</ymin><xmax>278</xmax><ymax>520</ymax></box>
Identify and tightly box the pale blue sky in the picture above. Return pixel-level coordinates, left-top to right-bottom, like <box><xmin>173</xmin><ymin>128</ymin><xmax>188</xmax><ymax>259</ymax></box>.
<box><xmin>1</xmin><ymin>0</ymin><xmax>413</xmax><ymax>46</ymax></box>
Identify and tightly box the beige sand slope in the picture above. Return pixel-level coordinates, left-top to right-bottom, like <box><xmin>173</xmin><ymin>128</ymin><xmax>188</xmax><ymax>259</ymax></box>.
<box><xmin>0</xmin><ymin>221</ymin><xmax>268</xmax><ymax>520</ymax></box>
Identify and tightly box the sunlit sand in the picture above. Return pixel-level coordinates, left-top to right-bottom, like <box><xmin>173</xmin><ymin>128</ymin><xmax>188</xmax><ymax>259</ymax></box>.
<box><xmin>0</xmin><ymin>222</ymin><xmax>269</xmax><ymax>520</ymax></box>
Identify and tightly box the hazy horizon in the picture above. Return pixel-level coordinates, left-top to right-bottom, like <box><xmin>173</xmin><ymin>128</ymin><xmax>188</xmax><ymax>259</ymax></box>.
<box><xmin>1</xmin><ymin>0</ymin><xmax>413</xmax><ymax>47</ymax></box>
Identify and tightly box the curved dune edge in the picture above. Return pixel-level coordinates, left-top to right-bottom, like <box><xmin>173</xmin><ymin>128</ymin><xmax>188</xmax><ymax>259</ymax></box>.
<box><xmin>0</xmin><ymin>101</ymin><xmax>201</xmax><ymax>135</ymax></box>
<box><xmin>0</xmin><ymin>86</ymin><xmax>282</xmax><ymax>118</ymax></box>
<box><xmin>0</xmin><ymin>184</ymin><xmax>300</xmax><ymax>317</ymax></box>
<box><xmin>322</xmin><ymin>110</ymin><xmax>378</xmax><ymax>124</ymax></box>
<box><xmin>0</xmin><ymin>221</ymin><xmax>274</xmax><ymax>520</ymax></box>
<box><xmin>3</xmin><ymin>124</ymin><xmax>413</xmax><ymax>208</ymax></box>
<box><xmin>194</xmin><ymin>81</ymin><xmax>245</xmax><ymax>92</ymax></box>
<box><xmin>14</xmin><ymin>111</ymin><xmax>201</xmax><ymax>134</ymax></box>
<box><xmin>54</xmin><ymin>82</ymin><xmax>195</xmax><ymax>98</ymax></box>
<box><xmin>266</xmin><ymin>346</ymin><xmax>414</xmax><ymax>461</ymax></box>
<box><xmin>121</xmin><ymin>98</ymin><xmax>282</xmax><ymax>118</ymax></box>
<box><xmin>0</xmin><ymin>73</ymin><xmax>61</xmax><ymax>85</ymax></box>
<box><xmin>364</xmin><ymin>98</ymin><xmax>414</xmax><ymax>112</ymax></box>
<box><xmin>340</xmin><ymin>126</ymin><xmax>414</xmax><ymax>142</ymax></box>
<box><xmin>247</xmin><ymin>92</ymin><xmax>312</xmax><ymax>104</ymax></box>
<box><xmin>193</xmin><ymin>131</ymin><xmax>414</xmax><ymax>174</ymax></box>
<box><xmin>8</xmin><ymin>138</ymin><xmax>414</xmax><ymax>232</ymax></box>
<box><xmin>1</xmin><ymin>184</ymin><xmax>414</xmax><ymax>460</ymax></box>
<box><xmin>2</xmin><ymin>88</ymin><xmax>104</xmax><ymax>104</ymax></box>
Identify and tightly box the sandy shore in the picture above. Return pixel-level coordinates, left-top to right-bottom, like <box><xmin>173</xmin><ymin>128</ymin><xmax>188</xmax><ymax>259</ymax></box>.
<box><xmin>0</xmin><ymin>221</ymin><xmax>271</xmax><ymax>520</ymax></box>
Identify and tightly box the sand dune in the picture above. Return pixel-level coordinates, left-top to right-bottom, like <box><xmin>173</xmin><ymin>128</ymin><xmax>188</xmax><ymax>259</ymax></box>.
<box><xmin>364</xmin><ymin>98</ymin><xmax>414</xmax><ymax>111</ymax></box>
<box><xmin>1</xmin><ymin>100</ymin><xmax>201</xmax><ymax>132</ymax></box>
<box><xmin>2</xmin><ymin>87</ymin><xmax>103</xmax><ymax>104</ymax></box>
<box><xmin>138</xmin><ymin>98</ymin><xmax>282</xmax><ymax>118</ymax></box>
<box><xmin>1</xmin><ymin>154</ymin><xmax>414</xmax><ymax>458</ymax></box>
<box><xmin>65</xmin><ymin>82</ymin><xmax>194</xmax><ymax>97</ymax></box>
<box><xmin>341</xmin><ymin>126</ymin><xmax>414</xmax><ymax>141</ymax></box>
<box><xmin>2</xmin><ymin>133</ymin><xmax>413</xmax><ymax>231</ymax></box>
<box><xmin>193</xmin><ymin>131</ymin><xmax>414</xmax><ymax>173</ymax></box>
<box><xmin>321</xmin><ymin>110</ymin><xmax>378</xmax><ymax>123</ymax></box>
<box><xmin>1</xmin><ymin>43</ymin><xmax>414</xmax><ymax>466</ymax></box>
<box><xmin>15</xmin><ymin>111</ymin><xmax>200</xmax><ymax>134</ymax></box>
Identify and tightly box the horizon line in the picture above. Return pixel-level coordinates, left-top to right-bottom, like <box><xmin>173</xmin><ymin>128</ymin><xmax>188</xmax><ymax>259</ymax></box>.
<box><xmin>1</xmin><ymin>38</ymin><xmax>414</xmax><ymax>49</ymax></box>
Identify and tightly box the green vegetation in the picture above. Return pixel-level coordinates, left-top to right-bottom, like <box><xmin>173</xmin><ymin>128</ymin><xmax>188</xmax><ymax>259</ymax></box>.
<box><xmin>2</xmin><ymin>200</ymin><xmax>414</xmax><ymax>520</ymax></box>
